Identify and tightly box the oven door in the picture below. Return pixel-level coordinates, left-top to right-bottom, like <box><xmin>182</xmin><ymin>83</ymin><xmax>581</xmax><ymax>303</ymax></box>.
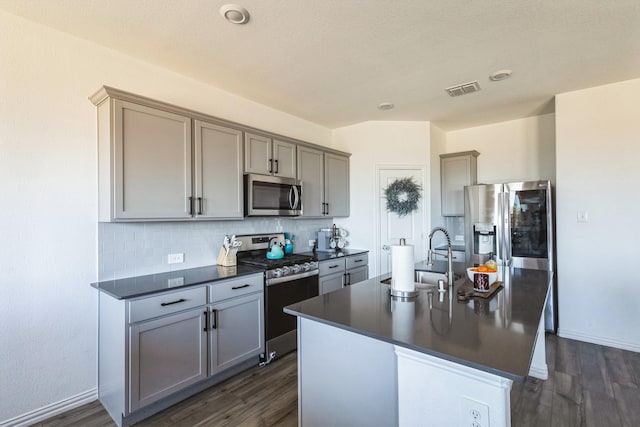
<box><xmin>265</xmin><ymin>273</ymin><xmax>319</xmax><ymax>342</ymax></box>
<box><xmin>245</xmin><ymin>174</ymin><xmax>302</xmax><ymax>216</ymax></box>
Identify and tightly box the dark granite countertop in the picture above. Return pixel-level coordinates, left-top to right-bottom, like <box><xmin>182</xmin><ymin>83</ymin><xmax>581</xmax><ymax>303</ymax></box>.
<box><xmin>91</xmin><ymin>264</ymin><xmax>265</xmax><ymax>300</ymax></box>
<box><xmin>303</xmin><ymin>249</ymin><xmax>369</xmax><ymax>262</ymax></box>
<box><xmin>285</xmin><ymin>266</ymin><xmax>551</xmax><ymax>381</ymax></box>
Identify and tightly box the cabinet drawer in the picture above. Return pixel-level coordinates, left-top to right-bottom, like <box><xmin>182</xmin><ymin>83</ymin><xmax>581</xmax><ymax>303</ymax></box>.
<box><xmin>319</xmin><ymin>258</ymin><xmax>346</xmax><ymax>276</ymax></box>
<box><xmin>346</xmin><ymin>253</ymin><xmax>368</xmax><ymax>270</ymax></box>
<box><xmin>129</xmin><ymin>286</ymin><xmax>207</xmax><ymax>323</ymax></box>
<box><xmin>209</xmin><ymin>273</ymin><xmax>263</xmax><ymax>303</ymax></box>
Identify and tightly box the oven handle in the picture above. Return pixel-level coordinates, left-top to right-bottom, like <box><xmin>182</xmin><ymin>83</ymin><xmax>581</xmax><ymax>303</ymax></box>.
<box><xmin>266</xmin><ymin>269</ymin><xmax>319</xmax><ymax>286</ymax></box>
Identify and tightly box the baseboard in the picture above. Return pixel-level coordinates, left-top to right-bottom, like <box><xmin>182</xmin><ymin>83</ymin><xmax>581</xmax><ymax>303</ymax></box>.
<box><xmin>558</xmin><ymin>328</ymin><xmax>640</xmax><ymax>352</ymax></box>
<box><xmin>0</xmin><ymin>388</ymin><xmax>97</xmax><ymax>427</ymax></box>
<box><xmin>528</xmin><ymin>364</ymin><xmax>548</xmax><ymax>380</ymax></box>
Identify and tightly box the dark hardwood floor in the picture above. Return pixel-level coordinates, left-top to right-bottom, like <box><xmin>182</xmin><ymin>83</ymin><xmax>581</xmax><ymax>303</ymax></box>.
<box><xmin>34</xmin><ymin>335</ymin><xmax>640</xmax><ymax>426</ymax></box>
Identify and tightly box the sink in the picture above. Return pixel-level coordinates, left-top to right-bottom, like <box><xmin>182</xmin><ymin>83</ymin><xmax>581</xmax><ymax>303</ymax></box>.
<box><xmin>381</xmin><ymin>271</ymin><xmax>447</xmax><ymax>289</ymax></box>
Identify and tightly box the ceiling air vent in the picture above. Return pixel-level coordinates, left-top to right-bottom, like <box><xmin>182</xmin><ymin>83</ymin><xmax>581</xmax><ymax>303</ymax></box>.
<box><xmin>445</xmin><ymin>80</ymin><xmax>481</xmax><ymax>97</ymax></box>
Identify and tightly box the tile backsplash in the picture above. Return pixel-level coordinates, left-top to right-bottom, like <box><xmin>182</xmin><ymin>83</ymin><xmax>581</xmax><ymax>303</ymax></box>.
<box><xmin>98</xmin><ymin>218</ymin><xmax>333</xmax><ymax>280</ymax></box>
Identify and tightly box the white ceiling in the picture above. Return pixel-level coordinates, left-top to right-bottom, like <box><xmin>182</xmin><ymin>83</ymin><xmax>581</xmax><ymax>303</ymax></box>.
<box><xmin>1</xmin><ymin>0</ymin><xmax>639</xmax><ymax>130</ymax></box>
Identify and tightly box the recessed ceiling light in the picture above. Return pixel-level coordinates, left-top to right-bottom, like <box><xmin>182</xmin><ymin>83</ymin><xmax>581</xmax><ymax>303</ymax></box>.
<box><xmin>378</xmin><ymin>102</ymin><xmax>394</xmax><ymax>111</ymax></box>
<box><xmin>220</xmin><ymin>4</ymin><xmax>250</xmax><ymax>24</ymax></box>
<box><xmin>489</xmin><ymin>69</ymin><xmax>512</xmax><ymax>82</ymax></box>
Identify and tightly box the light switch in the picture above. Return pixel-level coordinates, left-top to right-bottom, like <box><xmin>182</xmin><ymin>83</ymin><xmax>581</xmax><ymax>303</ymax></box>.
<box><xmin>577</xmin><ymin>210</ymin><xmax>589</xmax><ymax>223</ymax></box>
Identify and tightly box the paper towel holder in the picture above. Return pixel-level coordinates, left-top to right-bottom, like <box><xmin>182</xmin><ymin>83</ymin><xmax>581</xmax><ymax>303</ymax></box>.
<box><xmin>390</xmin><ymin>238</ymin><xmax>418</xmax><ymax>299</ymax></box>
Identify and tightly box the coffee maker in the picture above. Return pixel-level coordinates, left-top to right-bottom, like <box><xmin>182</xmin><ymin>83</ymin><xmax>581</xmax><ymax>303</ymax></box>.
<box><xmin>316</xmin><ymin>224</ymin><xmax>346</xmax><ymax>252</ymax></box>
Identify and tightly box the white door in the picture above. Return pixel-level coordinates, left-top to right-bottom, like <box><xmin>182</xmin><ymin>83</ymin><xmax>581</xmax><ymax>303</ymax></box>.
<box><xmin>377</xmin><ymin>167</ymin><xmax>427</xmax><ymax>276</ymax></box>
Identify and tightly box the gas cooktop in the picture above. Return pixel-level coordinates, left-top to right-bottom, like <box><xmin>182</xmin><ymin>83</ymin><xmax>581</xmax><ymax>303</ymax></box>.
<box><xmin>237</xmin><ymin>253</ymin><xmax>316</xmax><ymax>270</ymax></box>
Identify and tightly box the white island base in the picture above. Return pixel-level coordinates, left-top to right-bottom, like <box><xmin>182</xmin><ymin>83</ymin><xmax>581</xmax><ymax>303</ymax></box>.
<box><xmin>297</xmin><ymin>317</ymin><xmax>546</xmax><ymax>427</ymax></box>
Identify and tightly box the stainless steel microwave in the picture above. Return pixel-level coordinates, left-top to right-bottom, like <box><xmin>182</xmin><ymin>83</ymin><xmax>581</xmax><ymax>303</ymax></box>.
<box><xmin>244</xmin><ymin>174</ymin><xmax>302</xmax><ymax>216</ymax></box>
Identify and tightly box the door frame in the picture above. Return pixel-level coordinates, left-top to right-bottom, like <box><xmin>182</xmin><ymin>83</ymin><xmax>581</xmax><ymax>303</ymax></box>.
<box><xmin>374</xmin><ymin>164</ymin><xmax>429</xmax><ymax>276</ymax></box>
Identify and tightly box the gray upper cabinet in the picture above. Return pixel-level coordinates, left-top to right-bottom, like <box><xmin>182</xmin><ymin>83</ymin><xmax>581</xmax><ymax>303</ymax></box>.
<box><xmin>297</xmin><ymin>147</ymin><xmax>350</xmax><ymax>218</ymax></box>
<box><xmin>244</xmin><ymin>133</ymin><xmax>296</xmax><ymax>178</ymax></box>
<box><xmin>297</xmin><ymin>146</ymin><xmax>325</xmax><ymax>217</ymax></box>
<box><xmin>324</xmin><ymin>153</ymin><xmax>350</xmax><ymax>217</ymax></box>
<box><xmin>111</xmin><ymin>99</ymin><xmax>193</xmax><ymax>220</ymax></box>
<box><xmin>440</xmin><ymin>151</ymin><xmax>479</xmax><ymax>216</ymax></box>
<box><xmin>90</xmin><ymin>86</ymin><xmax>350</xmax><ymax>221</ymax></box>
<box><xmin>90</xmin><ymin>87</ymin><xmax>244</xmax><ymax>221</ymax></box>
<box><xmin>194</xmin><ymin>120</ymin><xmax>243</xmax><ymax>219</ymax></box>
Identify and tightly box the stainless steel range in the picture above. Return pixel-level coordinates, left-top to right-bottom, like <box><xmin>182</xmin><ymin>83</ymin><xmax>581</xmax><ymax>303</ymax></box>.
<box><xmin>235</xmin><ymin>233</ymin><xmax>319</xmax><ymax>364</ymax></box>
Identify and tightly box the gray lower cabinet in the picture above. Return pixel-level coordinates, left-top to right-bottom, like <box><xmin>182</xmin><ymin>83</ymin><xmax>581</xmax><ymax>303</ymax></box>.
<box><xmin>318</xmin><ymin>253</ymin><xmax>368</xmax><ymax>294</ymax></box>
<box><xmin>208</xmin><ymin>276</ymin><xmax>264</xmax><ymax>375</ymax></box>
<box><xmin>129</xmin><ymin>307</ymin><xmax>207</xmax><ymax>412</ymax></box>
<box><xmin>345</xmin><ymin>253</ymin><xmax>369</xmax><ymax>286</ymax></box>
<box><xmin>319</xmin><ymin>272</ymin><xmax>345</xmax><ymax>295</ymax></box>
<box><xmin>97</xmin><ymin>273</ymin><xmax>264</xmax><ymax>426</ymax></box>
<box><xmin>346</xmin><ymin>265</ymin><xmax>368</xmax><ymax>285</ymax></box>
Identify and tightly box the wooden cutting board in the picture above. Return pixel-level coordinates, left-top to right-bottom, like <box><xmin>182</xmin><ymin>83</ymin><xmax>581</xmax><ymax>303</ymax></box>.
<box><xmin>458</xmin><ymin>281</ymin><xmax>503</xmax><ymax>299</ymax></box>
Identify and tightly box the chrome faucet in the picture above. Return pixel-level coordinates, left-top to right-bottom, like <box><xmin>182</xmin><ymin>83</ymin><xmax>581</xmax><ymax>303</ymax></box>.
<box><xmin>427</xmin><ymin>227</ymin><xmax>454</xmax><ymax>287</ymax></box>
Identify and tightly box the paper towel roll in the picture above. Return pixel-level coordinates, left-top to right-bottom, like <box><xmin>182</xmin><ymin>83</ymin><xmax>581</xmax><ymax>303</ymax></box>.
<box><xmin>392</xmin><ymin>243</ymin><xmax>415</xmax><ymax>292</ymax></box>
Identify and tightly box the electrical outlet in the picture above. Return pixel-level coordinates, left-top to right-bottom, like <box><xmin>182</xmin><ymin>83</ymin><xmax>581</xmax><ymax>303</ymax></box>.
<box><xmin>309</xmin><ymin>239</ymin><xmax>315</xmax><ymax>247</ymax></box>
<box><xmin>577</xmin><ymin>210</ymin><xmax>589</xmax><ymax>223</ymax></box>
<box><xmin>167</xmin><ymin>253</ymin><xmax>184</xmax><ymax>264</ymax></box>
<box><xmin>460</xmin><ymin>397</ymin><xmax>489</xmax><ymax>427</ymax></box>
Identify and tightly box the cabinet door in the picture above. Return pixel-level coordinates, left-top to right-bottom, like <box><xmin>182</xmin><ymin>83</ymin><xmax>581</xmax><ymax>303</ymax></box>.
<box><xmin>324</xmin><ymin>153</ymin><xmax>350</xmax><ymax>217</ymax></box>
<box><xmin>129</xmin><ymin>308</ymin><xmax>207</xmax><ymax>411</ymax></box>
<box><xmin>319</xmin><ymin>272</ymin><xmax>344</xmax><ymax>294</ymax></box>
<box><xmin>114</xmin><ymin>100</ymin><xmax>192</xmax><ymax>219</ymax></box>
<box><xmin>244</xmin><ymin>132</ymin><xmax>272</xmax><ymax>175</ymax></box>
<box><xmin>297</xmin><ymin>146</ymin><xmax>325</xmax><ymax>217</ymax></box>
<box><xmin>440</xmin><ymin>152</ymin><xmax>478</xmax><ymax>216</ymax></box>
<box><xmin>347</xmin><ymin>265</ymin><xmax>368</xmax><ymax>286</ymax></box>
<box><xmin>194</xmin><ymin>121</ymin><xmax>243</xmax><ymax>218</ymax></box>
<box><xmin>209</xmin><ymin>292</ymin><xmax>264</xmax><ymax>375</ymax></box>
<box><xmin>273</xmin><ymin>139</ymin><xmax>297</xmax><ymax>178</ymax></box>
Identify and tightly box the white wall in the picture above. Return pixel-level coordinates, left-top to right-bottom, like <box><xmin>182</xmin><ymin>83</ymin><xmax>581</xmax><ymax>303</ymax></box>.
<box><xmin>332</xmin><ymin>121</ymin><xmax>430</xmax><ymax>276</ymax></box>
<box><xmin>444</xmin><ymin>114</ymin><xmax>556</xmax><ymax>184</ymax></box>
<box><xmin>555</xmin><ymin>79</ymin><xmax>640</xmax><ymax>351</ymax></box>
<box><xmin>0</xmin><ymin>10</ymin><xmax>331</xmax><ymax>424</ymax></box>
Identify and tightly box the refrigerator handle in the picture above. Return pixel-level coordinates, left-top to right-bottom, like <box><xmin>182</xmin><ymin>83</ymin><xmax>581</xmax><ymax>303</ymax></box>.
<box><xmin>496</xmin><ymin>192</ymin><xmax>503</xmax><ymax>264</ymax></box>
<box><xmin>502</xmin><ymin>191</ymin><xmax>512</xmax><ymax>264</ymax></box>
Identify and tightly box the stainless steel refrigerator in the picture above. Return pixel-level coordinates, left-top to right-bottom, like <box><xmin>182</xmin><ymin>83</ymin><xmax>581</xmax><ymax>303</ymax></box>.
<box><xmin>464</xmin><ymin>180</ymin><xmax>556</xmax><ymax>332</ymax></box>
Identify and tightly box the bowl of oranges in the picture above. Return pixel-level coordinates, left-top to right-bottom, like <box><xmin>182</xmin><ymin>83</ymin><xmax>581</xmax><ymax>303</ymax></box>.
<box><xmin>466</xmin><ymin>262</ymin><xmax>498</xmax><ymax>285</ymax></box>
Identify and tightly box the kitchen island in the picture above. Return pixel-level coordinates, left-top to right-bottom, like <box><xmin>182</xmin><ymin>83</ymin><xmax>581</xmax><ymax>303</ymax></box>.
<box><xmin>284</xmin><ymin>265</ymin><xmax>551</xmax><ymax>427</ymax></box>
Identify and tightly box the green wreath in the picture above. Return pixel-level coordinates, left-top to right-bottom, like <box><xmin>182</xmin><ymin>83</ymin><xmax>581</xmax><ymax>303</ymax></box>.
<box><xmin>384</xmin><ymin>177</ymin><xmax>422</xmax><ymax>217</ymax></box>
